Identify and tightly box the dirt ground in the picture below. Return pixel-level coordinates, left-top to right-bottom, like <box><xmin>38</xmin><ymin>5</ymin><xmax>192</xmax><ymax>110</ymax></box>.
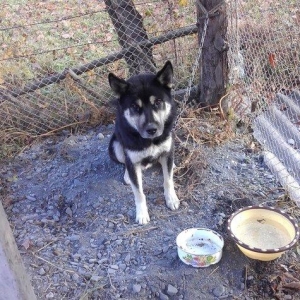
<box><xmin>1</xmin><ymin>124</ymin><xmax>300</xmax><ymax>300</ymax></box>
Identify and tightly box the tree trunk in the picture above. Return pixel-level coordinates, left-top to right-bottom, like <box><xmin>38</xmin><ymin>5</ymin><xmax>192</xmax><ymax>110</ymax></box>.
<box><xmin>197</xmin><ymin>0</ymin><xmax>228</xmax><ymax>105</ymax></box>
<box><xmin>104</xmin><ymin>0</ymin><xmax>156</xmax><ymax>75</ymax></box>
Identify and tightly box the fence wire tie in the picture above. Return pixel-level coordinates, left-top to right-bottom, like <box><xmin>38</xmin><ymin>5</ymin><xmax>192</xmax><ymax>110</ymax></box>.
<box><xmin>196</xmin><ymin>0</ymin><xmax>225</xmax><ymax>18</ymax></box>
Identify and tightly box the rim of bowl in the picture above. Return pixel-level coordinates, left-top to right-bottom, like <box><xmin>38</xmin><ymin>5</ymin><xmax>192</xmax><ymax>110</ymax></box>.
<box><xmin>176</xmin><ymin>228</ymin><xmax>224</xmax><ymax>256</ymax></box>
<box><xmin>227</xmin><ymin>205</ymin><xmax>300</xmax><ymax>253</ymax></box>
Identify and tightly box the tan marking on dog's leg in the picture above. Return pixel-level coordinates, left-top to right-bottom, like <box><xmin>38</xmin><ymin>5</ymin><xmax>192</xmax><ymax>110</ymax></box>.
<box><xmin>159</xmin><ymin>156</ymin><xmax>180</xmax><ymax>210</ymax></box>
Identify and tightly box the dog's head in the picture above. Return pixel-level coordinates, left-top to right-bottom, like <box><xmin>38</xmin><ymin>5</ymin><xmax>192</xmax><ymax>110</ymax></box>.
<box><xmin>108</xmin><ymin>61</ymin><xmax>174</xmax><ymax>139</ymax></box>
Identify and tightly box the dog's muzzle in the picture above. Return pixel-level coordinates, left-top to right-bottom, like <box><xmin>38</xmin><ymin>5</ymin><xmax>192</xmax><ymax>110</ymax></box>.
<box><xmin>142</xmin><ymin>123</ymin><xmax>161</xmax><ymax>139</ymax></box>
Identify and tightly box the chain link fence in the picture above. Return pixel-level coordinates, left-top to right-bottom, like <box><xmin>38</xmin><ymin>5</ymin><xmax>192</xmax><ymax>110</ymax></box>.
<box><xmin>0</xmin><ymin>0</ymin><xmax>198</xmax><ymax>154</ymax></box>
<box><xmin>227</xmin><ymin>0</ymin><xmax>300</xmax><ymax>204</ymax></box>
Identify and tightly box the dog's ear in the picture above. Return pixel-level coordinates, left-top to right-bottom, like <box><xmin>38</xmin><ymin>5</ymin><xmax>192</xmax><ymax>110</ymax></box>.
<box><xmin>155</xmin><ymin>61</ymin><xmax>173</xmax><ymax>89</ymax></box>
<box><xmin>108</xmin><ymin>73</ymin><xmax>129</xmax><ymax>96</ymax></box>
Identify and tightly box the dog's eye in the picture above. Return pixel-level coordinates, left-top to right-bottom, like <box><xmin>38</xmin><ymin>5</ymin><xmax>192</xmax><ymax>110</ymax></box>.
<box><xmin>154</xmin><ymin>99</ymin><xmax>163</xmax><ymax>107</ymax></box>
<box><xmin>131</xmin><ymin>103</ymin><xmax>141</xmax><ymax>113</ymax></box>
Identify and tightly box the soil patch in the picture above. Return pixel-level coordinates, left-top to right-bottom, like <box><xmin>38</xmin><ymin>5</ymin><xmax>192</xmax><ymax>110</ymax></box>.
<box><xmin>1</xmin><ymin>125</ymin><xmax>300</xmax><ymax>299</ymax></box>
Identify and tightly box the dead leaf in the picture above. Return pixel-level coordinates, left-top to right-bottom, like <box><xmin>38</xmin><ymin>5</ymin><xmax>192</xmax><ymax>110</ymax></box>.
<box><xmin>282</xmin><ymin>272</ymin><xmax>300</xmax><ymax>282</ymax></box>
<box><xmin>179</xmin><ymin>0</ymin><xmax>188</xmax><ymax>7</ymax></box>
<box><xmin>7</xmin><ymin>175</ymin><xmax>18</xmax><ymax>182</ymax></box>
<box><xmin>22</xmin><ymin>238</ymin><xmax>31</xmax><ymax>250</ymax></box>
<box><xmin>61</xmin><ymin>33</ymin><xmax>73</xmax><ymax>39</ymax></box>
<box><xmin>105</xmin><ymin>33</ymin><xmax>113</xmax><ymax>42</ymax></box>
<box><xmin>283</xmin><ymin>282</ymin><xmax>300</xmax><ymax>290</ymax></box>
<box><xmin>268</xmin><ymin>53</ymin><xmax>276</xmax><ymax>68</ymax></box>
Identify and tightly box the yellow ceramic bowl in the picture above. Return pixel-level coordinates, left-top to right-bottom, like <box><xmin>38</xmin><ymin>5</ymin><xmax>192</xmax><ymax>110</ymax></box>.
<box><xmin>228</xmin><ymin>206</ymin><xmax>299</xmax><ymax>261</ymax></box>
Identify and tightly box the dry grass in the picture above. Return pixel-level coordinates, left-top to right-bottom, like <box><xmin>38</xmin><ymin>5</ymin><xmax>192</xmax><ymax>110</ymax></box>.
<box><xmin>174</xmin><ymin>101</ymin><xmax>236</xmax><ymax>201</ymax></box>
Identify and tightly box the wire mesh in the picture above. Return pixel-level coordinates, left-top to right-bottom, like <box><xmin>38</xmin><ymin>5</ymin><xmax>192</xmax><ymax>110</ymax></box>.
<box><xmin>227</xmin><ymin>0</ymin><xmax>300</xmax><ymax>204</ymax></box>
<box><xmin>0</xmin><ymin>0</ymin><xmax>198</xmax><ymax>142</ymax></box>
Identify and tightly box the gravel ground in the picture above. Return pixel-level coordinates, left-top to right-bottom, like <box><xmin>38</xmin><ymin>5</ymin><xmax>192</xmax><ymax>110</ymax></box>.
<box><xmin>1</xmin><ymin>125</ymin><xmax>300</xmax><ymax>300</ymax></box>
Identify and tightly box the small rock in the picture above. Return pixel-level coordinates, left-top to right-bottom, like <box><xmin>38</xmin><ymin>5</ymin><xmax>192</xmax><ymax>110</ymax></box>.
<box><xmin>124</xmin><ymin>253</ymin><xmax>131</xmax><ymax>263</ymax></box>
<box><xmin>162</xmin><ymin>246</ymin><xmax>169</xmax><ymax>253</ymax></box>
<box><xmin>97</xmin><ymin>133</ymin><xmax>105</xmax><ymax>139</ymax></box>
<box><xmin>159</xmin><ymin>292</ymin><xmax>169</xmax><ymax>300</ymax></box>
<box><xmin>26</xmin><ymin>195</ymin><xmax>36</xmax><ymax>201</ymax></box>
<box><xmin>166</xmin><ymin>284</ymin><xmax>178</xmax><ymax>296</ymax></box>
<box><xmin>217</xmin><ymin>190</ymin><xmax>225</xmax><ymax>198</ymax></box>
<box><xmin>46</xmin><ymin>292</ymin><xmax>54</xmax><ymax>299</ymax></box>
<box><xmin>39</xmin><ymin>267</ymin><xmax>46</xmax><ymax>276</ymax></box>
<box><xmin>287</xmin><ymin>139</ymin><xmax>295</xmax><ymax>146</ymax></box>
<box><xmin>90</xmin><ymin>275</ymin><xmax>102</xmax><ymax>282</ymax></box>
<box><xmin>153</xmin><ymin>249</ymin><xmax>162</xmax><ymax>256</ymax></box>
<box><xmin>108</xmin><ymin>268</ymin><xmax>116</xmax><ymax>274</ymax></box>
<box><xmin>136</xmin><ymin>271</ymin><xmax>143</xmax><ymax>275</ymax></box>
<box><xmin>133</xmin><ymin>284</ymin><xmax>141</xmax><ymax>293</ymax></box>
<box><xmin>68</xmin><ymin>235</ymin><xmax>80</xmax><ymax>241</ymax></box>
<box><xmin>98</xmin><ymin>258</ymin><xmax>108</xmax><ymax>264</ymax></box>
<box><xmin>65</xmin><ymin>207</ymin><xmax>73</xmax><ymax>217</ymax></box>
<box><xmin>165</xmin><ymin>229</ymin><xmax>174</xmax><ymax>236</ymax></box>
<box><xmin>108</xmin><ymin>222</ymin><xmax>114</xmax><ymax>228</ymax></box>
<box><xmin>72</xmin><ymin>273</ymin><xmax>80</xmax><ymax>281</ymax></box>
<box><xmin>284</xmin><ymin>295</ymin><xmax>292</xmax><ymax>300</ymax></box>
<box><xmin>110</xmin><ymin>264</ymin><xmax>119</xmax><ymax>270</ymax></box>
<box><xmin>212</xmin><ymin>285</ymin><xmax>225</xmax><ymax>297</ymax></box>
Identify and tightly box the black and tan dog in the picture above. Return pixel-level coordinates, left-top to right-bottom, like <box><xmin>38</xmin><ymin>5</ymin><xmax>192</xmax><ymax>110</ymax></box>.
<box><xmin>108</xmin><ymin>61</ymin><xmax>180</xmax><ymax>224</ymax></box>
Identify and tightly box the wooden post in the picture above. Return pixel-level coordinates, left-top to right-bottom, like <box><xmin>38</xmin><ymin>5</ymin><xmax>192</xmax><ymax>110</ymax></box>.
<box><xmin>197</xmin><ymin>0</ymin><xmax>228</xmax><ymax>106</ymax></box>
<box><xmin>104</xmin><ymin>0</ymin><xmax>156</xmax><ymax>75</ymax></box>
<box><xmin>0</xmin><ymin>202</ymin><xmax>36</xmax><ymax>300</ymax></box>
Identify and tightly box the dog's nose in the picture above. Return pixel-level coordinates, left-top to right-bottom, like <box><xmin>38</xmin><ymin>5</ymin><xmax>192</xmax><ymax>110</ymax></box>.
<box><xmin>146</xmin><ymin>127</ymin><xmax>157</xmax><ymax>135</ymax></box>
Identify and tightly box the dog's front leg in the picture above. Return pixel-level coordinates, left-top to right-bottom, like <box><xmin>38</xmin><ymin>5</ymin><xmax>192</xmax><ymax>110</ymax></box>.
<box><xmin>159</xmin><ymin>153</ymin><xmax>180</xmax><ymax>210</ymax></box>
<box><xmin>125</xmin><ymin>158</ymin><xmax>150</xmax><ymax>224</ymax></box>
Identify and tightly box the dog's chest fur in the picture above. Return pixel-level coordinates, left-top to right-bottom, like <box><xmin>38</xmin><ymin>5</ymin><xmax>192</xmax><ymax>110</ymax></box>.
<box><xmin>126</xmin><ymin>135</ymin><xmax>172</xmax><ymax>166</ymax></box>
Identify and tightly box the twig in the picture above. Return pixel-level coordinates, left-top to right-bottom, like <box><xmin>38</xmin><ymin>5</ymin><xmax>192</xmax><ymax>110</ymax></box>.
<box><xmin>79</xmin><ymin>285</ymin><xmax>105</xmax><ymax>300</ymax></box>
<box><xmin>33</xmin><ymin>239</ymin><xmax>58</xmax><ymax>254</ymax></box>
<box><xmin>33</xmin><ymin>253</ymin><xmax>76</xmax><ymax>274</ymax></box>
<box><xmin>208</xmin><ymin>266</ymin><xmax>219</xmax><ymax>277</ymax></box>
<box><xmin>218</xmin><ymin>91</ymin><xmax>230</xmax><ymax>120</ymax></box>
<box><xmin>67</xmin><ymin>69</ymin><xmax>103</xmax><ymax>103</ymax></box>
<box><xmin>44</xmin><ymin>283</ymin><xmax>52</xmax><ymax>293</ymax></box>
<box><xmin>32</xmin><ymin>121</ymin><xmax>86</xmax><ymax>138</ymax></box>
<box><xmin>107</xmin><ymin>271</ymin><xmax>116</xmax><ymax>290</ymax></box>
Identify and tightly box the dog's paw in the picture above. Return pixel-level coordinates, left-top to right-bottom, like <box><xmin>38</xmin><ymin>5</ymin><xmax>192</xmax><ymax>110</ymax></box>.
<box><xmin>136</xmin><ymin>207</ymin><xmax>150</xmax><ymax>224</ymax></box>
<box><xmin>165</xmin><ymin>191</ymin><xmax>180</xmax><ymax>211</ymax></box>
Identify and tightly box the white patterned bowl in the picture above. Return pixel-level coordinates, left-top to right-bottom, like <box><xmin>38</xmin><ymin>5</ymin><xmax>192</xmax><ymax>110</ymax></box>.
<box><xmin>176</xmin><ymin>228</ymin><xmax>224</xmax><ymax>267</ymax></box>
<box><xmin>228</xmin><ymin>206</ymin><xmax>300</xmax><ymax>261</ymax></box>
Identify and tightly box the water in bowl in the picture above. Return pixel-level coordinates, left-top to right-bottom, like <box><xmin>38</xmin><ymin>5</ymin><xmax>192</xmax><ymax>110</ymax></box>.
<box><xmin>235</xmin><ymin>219</ymin><xmax>292</xmax><ymax>249</ymax></box>
<box><xmin>185</xmin><ymin>238</ymin><xmax>221</xmax><ymax>255</ymax></box>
